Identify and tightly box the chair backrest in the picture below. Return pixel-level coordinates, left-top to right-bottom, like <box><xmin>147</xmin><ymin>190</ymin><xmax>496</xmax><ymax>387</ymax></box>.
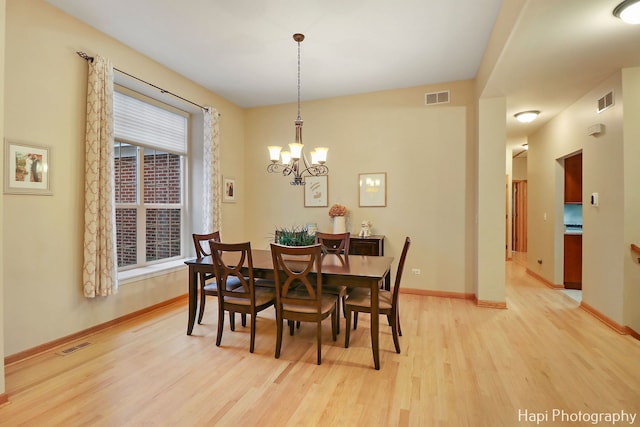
<box><xmin>270</xmin><ymin>243</ymin><xmax>323</xmax><ymax>310</ymax></box>
<box><xmin>315</xmin><ymin>232</ymin><xmax>350</xmax><ymax>254</ymax></box>
<box><xmin>391</xmin><ymin>237</ymin><xmax>412</xmax><ymax>307</ymax></box>
<box><xmin>209</xmin><ymin>241</ymin><xmax>254</xmax><ymax>301</ymax></box>
<box><xmin>192</xmin><ymin>231</ymin><xmax>221</xmax><ymax>258</ymax></box>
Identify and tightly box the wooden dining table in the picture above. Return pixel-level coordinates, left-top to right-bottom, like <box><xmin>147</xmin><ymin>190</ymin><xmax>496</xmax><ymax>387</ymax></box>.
<box><xmin>184</xmin><ymin>249</ymin><xmax>394</xmax><ymax>370</ymax></box>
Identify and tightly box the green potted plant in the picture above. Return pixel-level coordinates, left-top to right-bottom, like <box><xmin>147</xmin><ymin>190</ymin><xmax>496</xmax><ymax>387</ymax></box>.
<box><xmin>274</xmin><ymin>225</ymin><xmax>316</xmax><ymax>246</ymax></box>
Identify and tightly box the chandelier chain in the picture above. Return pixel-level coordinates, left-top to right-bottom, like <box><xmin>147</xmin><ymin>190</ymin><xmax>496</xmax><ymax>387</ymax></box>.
<box><xmin>297</xmin><ymin>38</ymin><xmax>301</xmax><ymax>121</ymax></box>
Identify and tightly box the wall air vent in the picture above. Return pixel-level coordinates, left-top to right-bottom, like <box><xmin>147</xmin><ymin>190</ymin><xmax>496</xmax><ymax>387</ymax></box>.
<box><xmin>597</xmin><ymin>90</ymin><xmax>614</xmax><ymax>113</ymax></box>
<box><xmin>425</xmin><ymin>90</ymin><xmax>450</xmax><ymax>106</ymax></box>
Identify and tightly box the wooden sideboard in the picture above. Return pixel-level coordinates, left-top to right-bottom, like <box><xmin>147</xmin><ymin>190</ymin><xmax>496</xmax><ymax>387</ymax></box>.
<box><xmin>349</xmin><ymin>235</ymin><xmax>384</xmax><ymax>256</ymax></box>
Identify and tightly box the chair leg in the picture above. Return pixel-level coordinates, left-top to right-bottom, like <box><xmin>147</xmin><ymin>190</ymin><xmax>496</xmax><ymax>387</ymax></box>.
<box><xmin>275</xmin><ymin>315</ymin><xmax>283</xmax><ymax>359</ymax></box>
<box><xmin>354</xmin><ymin>312</ymin><xmax>359</xmax><ymax>330</ymax></box>
<box><xmin>249</xmin><ymin>313</ymin><xmax>256</xmax><ymax>353</ymax></box>
<box><xmin>391</xmin><ymin>310</ymin><xmax>401</xmax><ymax>353</ymax></box>
<box><xmin>316</xmin><ymin>321</ymin><xmax>322</xmax><ymax>365</ymax></box>
<box><xmin>335</xmin><ymin>301</ymin><xmax>341</xmax><ymax>335</ymax></box>
<box><xmin>331</xmin><ymin>309</ymin><xmax>337</xmax><ymax>342</ymax></box>
<box><xmin>242</xmin><ymin>313</ymin><xmax>247</xmax><ymax>327</ymax></box>
<box><xmin>216</xmin><ymin>305</ymin><xmax>225</xmax><ymax>347</ymax></box>
<box><xmin>344</xmin><ymin>307</ymin><xmax>352</xmax><ymax>348</ymax></box>
<box><xmin>289</xmin><ymin>320</ymin><xmax>295</xmax><ymax>336</ymax></box>
<box><xmin>229</xmin><ymin>311</ymin><xmax>235</xmax><ymax>331</ymax></box>
<box><xmin>197</xmin><ymin>280</ymin><xmax>206</xmax><ymax>324</ymax></box>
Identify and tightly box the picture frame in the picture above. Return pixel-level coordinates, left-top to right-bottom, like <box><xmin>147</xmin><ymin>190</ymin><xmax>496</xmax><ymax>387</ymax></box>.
<box><xmin>304</xmin><ymin>175</ymin><xmax>328</xmax><ymax>207</ymax></box>
<box><xmin>223</xmin><ymin>177</ymin><xmax>236</xmax><ymax>203</ymax></box>
<box><xmin>4</xmin><ymin>139</ymin><xmax>52</xmax><ymax>195</ymax></box>
<box><xmin>359</xmin><ymin>172</ymin><xmax>386</xmax><ymax>207</ymax></box>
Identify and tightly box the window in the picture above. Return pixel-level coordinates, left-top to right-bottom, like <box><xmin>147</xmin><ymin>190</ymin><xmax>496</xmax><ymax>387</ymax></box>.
<box><xmin>113</xmin><ymin>88</ymin><xmax>189</xmax><ymax>269</ymax></box>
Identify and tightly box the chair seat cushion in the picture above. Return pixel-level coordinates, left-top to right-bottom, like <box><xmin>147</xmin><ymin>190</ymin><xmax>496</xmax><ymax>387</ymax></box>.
<box><xmin>323</xmin><ymin>284</ymin><xmax>347</xmax><ymax>297</ymax></box>
<box><xmin>283</xmin><ymin>292</ymin><xmax>338</xmax><ymax>314</ymax></box>
<box><xmin>254</xmin><ymin>279</ymin><xmax>276</xmax><ymax>288</ymax></box>
<box><xmin>203</xmin><ymin>276</ymin><xmax>244</xmax><ymax>294</ymax></box>
<box><xmin>345</xmin><ymin>288</ymin><xmax>393</xmax><ymax>310</ymax></box>
<box><xmin>224</xmin><ymin>286</ymin><xmax>276</xmax><ymax>306</ymax></box>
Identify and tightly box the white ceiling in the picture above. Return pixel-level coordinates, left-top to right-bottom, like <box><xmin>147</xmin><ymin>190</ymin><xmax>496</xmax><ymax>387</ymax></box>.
<box><xmin>45</xmin><ymin>0</ymin><xmax>640</xmax><ymax>147</ymax></box>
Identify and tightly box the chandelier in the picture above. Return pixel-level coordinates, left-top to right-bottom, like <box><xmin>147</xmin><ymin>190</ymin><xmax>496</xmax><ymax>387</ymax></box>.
<box><xmin>267</xmin><ymin>33</ymin><xmax>328</xmax><ymax>186</ymax></box>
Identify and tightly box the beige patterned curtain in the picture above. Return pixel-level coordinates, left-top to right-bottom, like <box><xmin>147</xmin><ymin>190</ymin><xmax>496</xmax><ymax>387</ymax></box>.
<box><xmin>83</xmin><ymin>55</ymin><xmax>118</xmax><ymax>297</ymax></box>
<box><xmin>203</xmin><ymin>107</ymin><xmax>221</xmax><ymax>233</ymax></box>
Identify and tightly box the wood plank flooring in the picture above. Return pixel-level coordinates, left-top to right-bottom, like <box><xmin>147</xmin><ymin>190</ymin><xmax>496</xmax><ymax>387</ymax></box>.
<box><xmin>1</xmin><ymin>257</ymin><xmax>639</xmax><ymax>426</ymax></box>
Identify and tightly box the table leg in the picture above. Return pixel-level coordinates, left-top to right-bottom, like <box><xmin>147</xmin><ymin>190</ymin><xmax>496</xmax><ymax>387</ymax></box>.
<box><xmin>371</xmin><ymin>280</ymin><xmax>380</xmax><ymax>370</ymax></box>
<box><xmin>187</xmin><ymin>267</ymin><xmax>197</xmax><ymax>335</ymax></box>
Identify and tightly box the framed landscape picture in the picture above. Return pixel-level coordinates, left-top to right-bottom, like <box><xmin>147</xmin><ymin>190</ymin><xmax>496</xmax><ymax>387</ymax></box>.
<box><xmin>304</xmin><ymin>175</ymin><xmax>328</xmax><ymax>207</ymax></box>
<box><xmin>4</xmin><ymin>140</ymin><xmax>52</xmax><ymax>195</ymax></box>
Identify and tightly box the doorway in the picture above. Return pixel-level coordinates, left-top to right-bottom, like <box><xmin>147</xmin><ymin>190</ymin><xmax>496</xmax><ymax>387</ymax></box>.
<box><xmin>512</xmin><ymin>180</ymin><xmax>527</xmax><ymax>252</ymax></box>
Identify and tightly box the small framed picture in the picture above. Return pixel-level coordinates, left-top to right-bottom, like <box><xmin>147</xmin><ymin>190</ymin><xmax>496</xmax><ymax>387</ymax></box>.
<box><xmin>4</xmin><ymin>140</ymin><xmax>52</xmax><ymax>195</ymax></box>
<box><xmin>223</xmin><ymin>177</ymin><xmax>236</xmax><ymax>203</ymax></box>
<box><xmin>359</xmin><ymin>172</ymin><xmax>386</xmax><ymax>207</ymax></box>
<box><xmin>304</xmin><ymin>175</ymin><xmax>328</xmax><ymax>207</ymax></box>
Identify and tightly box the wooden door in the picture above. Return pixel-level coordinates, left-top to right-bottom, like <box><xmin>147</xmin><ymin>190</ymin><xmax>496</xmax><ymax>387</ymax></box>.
<box><xmin>564</xmin><ymin>153</ymin><xmax>582</xmax><ymax>203</ymax></box>
<box><xmin>564</xmin><ymin>234</ymin><xmax>582</xmax><ymax>289</ymax></box>
<box><xmin>512</xmin><ymin>180</ymin><xmax>528</xmax><ymax>252</ymax></box>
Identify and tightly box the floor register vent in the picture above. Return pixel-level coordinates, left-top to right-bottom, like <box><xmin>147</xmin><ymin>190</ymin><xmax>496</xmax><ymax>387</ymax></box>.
<box><xmin>425</xmin><ymin>90</ymin><xmax>450</xmax><ymax>106</ymax></box>
<box><xmin>57</xmin><ymin>341</ymin><xmax>91</xmax><ymax>356</ymax></box>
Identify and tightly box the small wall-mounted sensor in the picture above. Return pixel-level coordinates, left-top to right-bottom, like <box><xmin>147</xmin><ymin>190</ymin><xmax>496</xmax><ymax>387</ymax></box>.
<box><xmin>588</xmin><ymin>124</ymin><xmax>603</xmax><ymax>136</ymax></box>
<box><xmin>591</xmin><ymin>192</ymin><xmax>599</xmax><ymax>207</ymax></box>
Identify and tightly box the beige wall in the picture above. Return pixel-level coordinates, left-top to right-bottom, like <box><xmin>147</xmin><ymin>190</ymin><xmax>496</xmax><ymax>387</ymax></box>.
<box><xmin>622</xmin><ymin>67</ymin><xmax>640</xmax><ymax>332</ymax></box>
<box><xmin>2</xmin><ymin>0</ymin><xmax>245</xmax><ymax>356</ymax></box>
<box><xmin>512</xmin><ymin>157</ymin><xmax>527</xmax><ymax>181</ymax></box>
<box><xmin>477</xmin><ymin>97</ymin><xmax>506</xmax><ymax>303</ymax></box>
<box><xmin>243</xmin><ymin>80</ymin><xmax>478</xmax><ymax>295</ymax></box>
<box><xmin>1</xmin><ymin>0</ymin><xmax>7</xmax><ymax>394</ymax></box>
<box><xmin>527</xmin><ymin>71</ymin><xmax>631</xmax><ymax>325</ymax></box>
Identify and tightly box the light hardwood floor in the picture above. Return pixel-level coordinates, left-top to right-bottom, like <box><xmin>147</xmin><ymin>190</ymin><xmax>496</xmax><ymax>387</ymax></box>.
<box><xmin>2</xmin><ymin>258</ymin><xmax>639</xmax><ymax>426</ymax></box>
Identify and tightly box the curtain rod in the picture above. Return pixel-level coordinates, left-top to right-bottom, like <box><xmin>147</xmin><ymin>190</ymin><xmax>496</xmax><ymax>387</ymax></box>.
<box><xmin>76</xmin><ymin>51</ymin><xmax>219</xmax><ymax>115</ymax></box>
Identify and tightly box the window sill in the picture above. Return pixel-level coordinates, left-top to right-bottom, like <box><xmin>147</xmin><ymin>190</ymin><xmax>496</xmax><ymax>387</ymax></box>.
<box><xmin>118</xmin><ymin>259</ymin><xmax>188</xmax><ymax>286</ymax></box>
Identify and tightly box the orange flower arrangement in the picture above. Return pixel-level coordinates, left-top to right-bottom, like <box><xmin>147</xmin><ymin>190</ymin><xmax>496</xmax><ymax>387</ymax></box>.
<box><xmin>328</xmin><ymin>203</ymin><xmax>347</xmax><ymax>217</ymax></box>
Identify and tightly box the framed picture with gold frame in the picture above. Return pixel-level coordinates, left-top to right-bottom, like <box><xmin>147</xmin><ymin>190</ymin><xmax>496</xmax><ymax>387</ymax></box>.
<box><xmin>358</xmin><ymin>172</ymin><xmax>386</xmax><ymax>207</ymax></box>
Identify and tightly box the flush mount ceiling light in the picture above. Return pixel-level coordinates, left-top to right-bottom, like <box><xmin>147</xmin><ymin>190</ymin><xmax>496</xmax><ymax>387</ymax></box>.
<box><xmin>614</xmin><ymin>0</ymin><xmax>640</xmax><ymax>24</ymax></box>
<box><xmin>514</xmin><ymin>110</ymin><xmax>540</xmax><ymax>123</ymax></box>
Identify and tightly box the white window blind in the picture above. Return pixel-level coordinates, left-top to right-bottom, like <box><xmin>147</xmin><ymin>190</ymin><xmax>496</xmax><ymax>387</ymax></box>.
<box><xmin>114</xmin><ymin>90</ymin><xmax>188</xmax><ymax>155</ymax></box>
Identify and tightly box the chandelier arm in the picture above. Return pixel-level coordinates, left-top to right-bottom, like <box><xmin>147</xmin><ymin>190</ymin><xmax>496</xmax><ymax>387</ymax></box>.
<box><xmin>299</xmin><ymin>164</ymin><xmax>329</xmax><ymax>177</ymax></box>
<box><xmin>267</xmin><ymin>163</ymin><xmax>296</xmax><ymax>176</ymax></box>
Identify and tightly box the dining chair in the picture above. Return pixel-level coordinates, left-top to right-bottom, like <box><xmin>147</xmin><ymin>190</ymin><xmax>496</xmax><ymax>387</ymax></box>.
<box><xmin>315</xmin><ymin>232</ymin><xmax>350</xmax><ymax>329</ymax></box>
<box><xmin>344</xmin><ymin>236</ymin><xmax>411</xmax><ymax>353</ymax></box>
<box><xmin>209</xmin><ymin>241</ymin><xmax>276</xmax><ymax>353</ymax></box>
<box><xmin>192</xmin><ymin>232</ymin><xmax>244</xmax><ymax>328</ymax></box>
<box><xmin>270</xmin><ymin>243</ymin><xmax>338</xmax><ymax>365</ymax></box>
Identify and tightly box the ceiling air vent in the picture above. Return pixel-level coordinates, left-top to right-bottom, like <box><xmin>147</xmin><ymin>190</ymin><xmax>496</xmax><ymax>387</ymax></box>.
<box><xmin>425</xmin><ymin>90</ymin><xmax>450</xmax><ymax>106</ymax></box>
<box><xmin>597</xmin><ymin>90</ymin><xmax>614</xmax><ymax>113</ymax></box>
